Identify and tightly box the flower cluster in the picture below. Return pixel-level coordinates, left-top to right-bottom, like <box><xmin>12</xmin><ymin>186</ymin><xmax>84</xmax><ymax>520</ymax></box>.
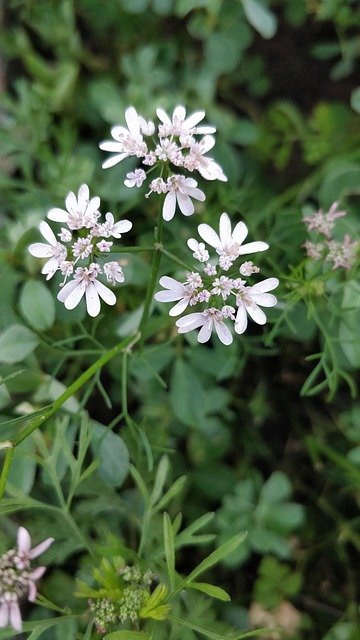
<box><xmin>155</xmin><ymin>213</ymin><xmax>279</xmax><ymax>345</ymax></box>
<box><xmin>100</xmin><ymin>105</ymin><xmax>227</xmax><ymax>221</ymax></box>
<box><xmin>29</xmin><ymin>184</ymin><xmax>132</xmax><ymax>317</ymax></box>
<box><xmin>0</xmin><ymin>527</ymin><xmax>54</xmax><ymax>632</ymax></box>
<box><xmin>303</xmin><ymin>202</ymin><xmax>358</xmax><ymax>270</ymax></box>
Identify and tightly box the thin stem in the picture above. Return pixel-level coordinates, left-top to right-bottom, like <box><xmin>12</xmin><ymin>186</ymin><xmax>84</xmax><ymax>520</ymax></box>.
<box><xmin>0</xmin><ymin>332</ymin><xmax>140</xmax><ymax>499</ymax></box>
<box><xmin>138</xmin><ymin>203</ymin><xmax>164</xmax><ymax>346</ymax></box>
<box><xmin>107</xmin><ymin>245</ymin><xmax>156</xmax><ymax>254</ymax></box>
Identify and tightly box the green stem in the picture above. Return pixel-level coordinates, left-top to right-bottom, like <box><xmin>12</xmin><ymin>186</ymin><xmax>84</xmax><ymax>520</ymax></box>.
<box><xmin>0</xmin><ymin>332</ymin><xmax>140</xmax><ymax>499</ymax></box>
<box><xmin>138</xmin><ymin>204</ymin><xmax>164</xmax><ymax>345</ymax></box>
<box><xmin>159</xmin><ymin>246</ymin><xmax>192</xmax><ymax>271</ymax></box>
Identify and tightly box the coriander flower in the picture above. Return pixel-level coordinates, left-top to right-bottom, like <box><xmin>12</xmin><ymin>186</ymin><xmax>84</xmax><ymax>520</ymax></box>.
<box><xmin>57</xmin><ymin>264</ymin><xmax>116</xmax><ymax>317</ymax></box>
<box><xmin>28</xmin><ymin>221</ymin><xmax>67</xmax><ymax>280</ymax></box>
<box><xmin>235</xmin><ymin>278</ymin><xmax>279</xmax><ymax>334</ymax></box>
<box><xmin>0</xmin><ymin>527</ymin><xmax>54</xmax><ymax>632</ymax></box>
<box><xmin>154</xmin><ymin>276</ymin><xmax>198</xmax><ymax>316</ymax></box>
<box><xmin>176</xmin><ymin>308</ymin><xmax>233</xmax><ymax>345</ymax></box>
<box><xmin>303</xmin><ymin>202</ymin><xmax>346</xmax><ymax>239</ymax></box>
<box><xmin>99</xmin><ymin>107</ymin><xmax>148</xmax><ymax>169</ymax></box>
<box><xmin>47</xmin><ymin>184</ymin><xmax>100</xmax><ymax>230</ymax></box>
<box><xmin>162</xmin><ymin>175</ymin><xmax>205</xmax><ymax>221</ymax></box>
<box><xmin>124</xmin><ymin>168</ymin><xmax>147</xmax><ymax>188</ymax></box>
<box><xmin>198</xmin><ymin>212</ymin><xmax>268</xmax><ymax>270</ymax></box>
<box><xmin>183</xmin><ymin>135</ymin><xmax>227</xmax><ymax>181</ymax></box>
<box><xmin>156</xmin><ymin>105</ymin><xmax>216</xmax><ymax>138</ymax></box>
<box><xmin>155</xmin><ymin>212</ymin><xmax>278</xmax><ymax>345</ymax></box>
<box><xmin>99</xmin><ymin>212</ymin><xmax>132</xmax><ymax>238</ymax></box>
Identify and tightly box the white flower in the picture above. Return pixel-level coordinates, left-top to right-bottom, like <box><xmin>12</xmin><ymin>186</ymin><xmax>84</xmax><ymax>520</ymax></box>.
<box><xmin>148</xmin><ymin>178</ymin><xmax>167</xmax><ymax>195</ymax></box>
<box><xmin>97</xmin><ymin>240</ymin><xmax>112</xmax><ymax>252</ymax></box>
<box><xmin>99</xmin><ymin>212</ymin><xmax>132</xmax><ymax>239</ymax></box>
<box><xmin>211</xmin><ymin>276</ymin><xmax>234</xmax><ymax>300</ymax></box>
<box><xmin>204</xmin><ymin>263</ymin><xmax>217</xmax><ymax>276</ymax></box>
<box><xmin>72</xmin><ymin>236</ymin><xmax>93</xmax><ymax>259</ymax></box>
<box><xmin>14</xmin><ymin>527</ymin><xmax>54</xmax><ymax>571</ymax></box>
<box><xmin>28</xmin><ymin>221</ymin><xmax>67</xmax><ymax>280</ymax></box>
<box><xmin>175</xmin><ymin>308</ymin><xmax>233</xmax><ymax>345</ymax></box>
<box><xmin>155</xmin><ymin>138</ymin><xmax>183</xmax><ymax>164</ymax></box>
<box><xmin>99</xmin><ymin>106</ymin><xmax>148</xmax><ymax>169</ymax></box>
<box><xmin>0</xmin><ymin>596</ymin><xmax>22</xmax><ymax>632</ymax></box>
<box><xmin>240</xmin><ymin>260</ymin><xmax>260</xmax><ymax>276</ymax></box>
<box><xmin>154</xmin><ymin>276</ymin><xmax>198</xmax><ymax>316</ymax></box>
<box><xmin>235</xmin><ymin>278</ymin><xmax>279</xmax><ymax>334</ymax></box>
<box><xmin>47</xmin><ymin>184</ymin><xmax>100</xmax><ymax>230</ymax></box>
<box><xmin>103</xmin><ymin>261</ymin><xmax>125</xmax><ymax>284</ymax></box>
<box><xmin>162</xmin><ymin>175</ymin><xmax>205</xmax><ymax>221</ymax></box>
<box><xmin>187</xmin><ymin>238</ymin><xmax>209</xmax><ymax>262</ymax></box>
<box><xmin>124</xmin><ymin>168</ymin><xmax>147</xmax><ymax>188</ymax></box>
<box><xmin>57</xmin><ymin>264</ymin><xmax>116</xmax><ymax>317</ymax></box>
<box><xmin>58</xmin><ymin>228</ymin><xmax>72</xmax><ymax>242</ymax></box>
<box><xmin>198</xmin><ymin>212</ymin><xmax>268</xmax><ymax>270</ymax></box>
<box><xmin>184</xmin><ymin>135</ymin><xmax>227</xmax><ymax>181</ymax></box>
<box><xmin>156</xmin><ymin>105</ymin><xmax>216</xmax><ymax>138</ymax></box>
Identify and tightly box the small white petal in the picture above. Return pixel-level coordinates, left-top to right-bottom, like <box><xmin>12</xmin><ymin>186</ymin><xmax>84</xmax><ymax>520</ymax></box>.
<box><xmin>250</xmin><ymin>277</ymin><xmax>279</xmax><ymax>294</ymax></box>
<box><xmin>252</xmin><ymin>293</ymin><xmax>277</xmax><ymax>307</ymax></box>
<box><xmin>28</xmin><ymin>243</ymin><xmax>53</xmax><ymax>258</ymax></box>
<box><xmin>232</xmin><ymin>221</ymin><xmax>248</xmax><ymax>245</ymax></box>
<box><xmin>85</xmin><ymin>282</ymin><xmax>101</xmax><ymax>317</ymax></box>
<box><xmin>47</xmin><ymin>207</ymin><xmax>68</xmax><ymax>222</ymax></box>
<box><xmin>200</xmin><ymin>135</ymin><xmax>216</xmax><ymax>153</ymax></box>
<box><xmin>163</xmin><ymin>191</ymin><xmax>176</xmax><ymax>221</ymax></box>
<box><xmin>238</xmin><ymin>241</ymin><xmax>269</xmax><ymax>255</ymax></box>
<box><xmin>85</xmin><ymin>197</ymin><xmax>100</xmax><ymax>218</ymax></box>
<box><xmin>219</xmin><ymin>213</ymin><xmax>232</xmax><ymax>245</ymax></box>
<box><xmin>65</xmin><ymin>191</ymin><xmax>77</xmax><ymax>215</ymax></box>
<box><xmin>17</xmin><ymin>526</ymin><xmax>31</xmax><ymax>554</ymax></box>
<box><xmin>173</xmin><ymin>105</ymin><xmax>186</xmax><ymax>122</ymax></box>
<box><xmin>57</xmin><ymin>279</ymin><xmax>78</xmax><ymax>302</ymax></box>
<box><xmin>235</xmin><ymin>303</ymin><xmax>248</xmax><ymax>334</ymax></box>
<box><xmin>9</xmin><ymin>602</ymin><xmax>22</xmax><ymax>632</ymax></box>
<box><xmin>183</xmin><ymin>110</ymin><xmax>205</xmax><ymax>128</ymax></box>
<box><xmin>177</xmin><ymin>192</ymin><xmax>194</xmax><ymax>216</ymax></box>
<box><xmin>198</xmin><ymin>223</ymin><xmax>221</xmax><ymax>249</ymax></box>
<box><xmin>176</xmin><ymin>313</ymin><xmax>205</xmax><ymax>331</ymax></box>
<box><xmin>0</xmin><ymin>603</ymin><xmax>9</xmax><ymax>628</ymax></box>
<box><xmin>215</xmin><ymin>320</ymin><xmax>233</xmax><ymax>345</ymax></box>
<box><xmin>154</xmin><ymin>290</ymin><xmax>184</xmax><ymax>303</ymax></box>
<box><xmin>198</xmin><ymin>317</ymin><xmax>213</xmax><ymax>343</ymax></box>
<box><xmin>102</xmin><ymin>154</ymin><xmax>128</xmax><ymax>169</ymax></box>
<box><xmin>169</xmin><ymin>298</ymin><xmax>190</xmax><ymax>316</ymax></box>
<box><xmin>64</xmin><ymin>282</ymin><xmax>86</xmax><ymax>310</ymax></box>
<box><xmin>246</xmin><ymin>302</ymin><xmax>267</xmax><ymax>325</ymax></box>
<box><xmin>125</xmin><ymin>106</ymin><xmax>141</xmax><ymax>137</ymax></box>
<box><xmin>78</xmin><ymin>184</ymin><xmax>90</xmax><ymax>209</ymax></box>
<box><xmin>156</xmin><ymin>108</ymin><xmax>171</xmax><ymax>125</ymax></box>
<box><xmin>158</xmin><ymin>276</ymin><xmax>183</xmax><ymax>291</ymax></box>
<box><xmin>29</xmin><ymin>537</ymin><xmax>54</xmax><ymax>559</ymax></box>
<box><xmin>110</xmin><ymin>125</ymin><xmax>129</xmax><ymax>140</ymax></box>
<box><xmin>94</xmin><ymin>280</ymin><xmax>117</xmax><ymax>305</ymax></box>
<box><xmin>99</xmin><ymin>141</ymin><xmax>124</xmax><ymax>152</ymax></box>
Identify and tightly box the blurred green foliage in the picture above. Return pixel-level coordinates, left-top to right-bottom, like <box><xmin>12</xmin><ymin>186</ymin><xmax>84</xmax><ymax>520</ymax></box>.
<box><xmin>0</xmin><ymin>0</ymin><xmax>359</xmax><ymax>638</ymax></box>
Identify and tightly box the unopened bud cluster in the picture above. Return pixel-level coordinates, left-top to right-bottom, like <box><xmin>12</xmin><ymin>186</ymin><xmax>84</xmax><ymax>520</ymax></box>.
<box><xmin>303</xmin><ymin>202</ymin><xmax>358</xmax><ymax>270</ymax></box>
<box><xmin>88</xmin><ymin>564</ymin><xmax>154</xmax><ymax>633</ymax></box>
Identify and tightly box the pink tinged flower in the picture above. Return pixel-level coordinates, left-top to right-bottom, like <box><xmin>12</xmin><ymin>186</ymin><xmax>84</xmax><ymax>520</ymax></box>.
<box><xmin>303</xmin><ymin>240</ymin><xmax>324</xmax><ymax>260</ymax></box>
<box><xmin>211</xmin><ymin>276</ymin><xmax>234</xmax><ymax>300</ymax></box>
<box><xmin>47</xmin><ymin>184</ymin><xmax>101</xmax><ymax>230</ymax></box>
<box><xmin>303</xmin><ymin>202</ymin><xmax>347</xmax><ymax>239</ymax></box>
<box><xmin>235</xmin><ymin>277</ymin><xmax>279</xmax><ymax>335</ymax></box>
<box><xmin>147</xmin><ymin>178</ymin><xmax>167</xmax><ymax>195</ymax></box>
<box><xmin>27</xmin><ymin>566</ymin><xmax>46</xmax><ymax>602</ymax></box>
<box><xmin>198</xmin><ymin>212</ymin><xmax>268</xmax><ymax>269</ymax></box>
<box><xmin>124</xmin><ymin>168</ymin><xmax>147</xmax><ymax>188</ymax></box>
<box><xmin>162</xmin><ymin>175</ymin><xmax>206</xmax><ymax>221</ymax></box>
<box><xmin>187</xmin><ymin>238</ymin><xmax>209</xmax><ymax>262</ymax></box>
<box><xmin>58</xmin><ymin>228</ymin><xmax>72</xmax><ymax>242</ymax></box>
<box><xmin>176</xmin><ymin>308</ymin><xmax>233</xmax><ymax>345</ymax></box>
<box><xmin>204</xmin><ymin>263</ymin><xmax>217</xmax><ymax>276</ymax></box>
<box><xmin>57</xmin><ymin>265</ymin><xmax>116</xmax><ymax>317</ymax></box>
<box><xmin>0</xmin><ymin>598</ymin><xmax>22</xmax><ymax>632</ymax></box>
<box><xmin>184</xmin><ymin>135</ymin><xmax>227</xmax><ymax>181</ymax></box>
<box><xmin>156</xmin><ymin>105</ymin><xmax>216</xmax><ymax>137</ymax></box>
<box><xmin>96</xmin><ymin>240</ymin><xmax>112</xmax><ymax>252</ymax></box>
<box><xmin>16</xmin><ymin>527</ymin><xmax>54</xmax><ymax>569</ymax></box>
<box><xmin>240</xmin><ymin>260</ymin><xmax>260</xmax><ymax>276</ymax></box>
<box><xmin>28</xmin><ymin>221</ymin><xmax>67</xmax><ymax>280</ymax></box>
<box><xmin>326</xmin><ymin>235</ymin><xmax>358</xmax><ymax>270</ymax></box>
<box><xmin>154</xmin><ymin>276</ymin><xmax>197</xmax><ymax>316</ymax></box>
<box><xmin>99</xmin><ymin>107</ymin><xmax>148</xmax><ymax>169</ymax></box>
<box><xmin>103</xmin><ymin>261</ymin><xmax>125</xmax><ymax>284</ymax></box>
<box><xmin>72</xmin><ymin>236</ymin><xmax>93</xmax><ymax>259</ymax></box>
<box><xmin>100</xmin><ymin>212</ymin><xmax>132</xmax><ymax>239</ymax></box>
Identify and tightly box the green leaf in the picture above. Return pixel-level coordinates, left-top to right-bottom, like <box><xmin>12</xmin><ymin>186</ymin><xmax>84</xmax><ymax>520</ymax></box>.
<box><xmin>242</xmin><ymin>0</ymin><xmax>277</xmax><ymax>39</ymax></box>
<box><xmin>163</xmin><ymin>513</ymin><xmax>175</xmax><ymax>589</ymax></box>
<box><xmin>19</xmin><ymin>280</ymin><xmax>55</xmax><ymax>331</ymax></box>
<box><xmin>105</xmin><ymin>632</ymin><xmax>149</xmax><ymax>640</ymax></box>
<box><xmin>350</xmin><ymin>87</ymin><xmax>360</xmax><ymax>113</ymax></box>
<box><xmin>91</xmin><ymin>423</ymin><xmax>129</xmax><ymax>487</ymax></box>
<box><xmin>150</xmin><ymin>454</ymin><xmax>169</xmax><ymax>506</ymax></box>
<box><xmin>170</xmin><ymin>359</ymin><xmax>207</xmax><ymax>428</ymax></box>
<box><xmin>186</xmin><ymin>532</ymin><xmax>247</xmax><ymax>583</ymax></box>
<box><xmin>8</xmin><ymin>436</ymin><xmax>36</xmax><ymax>494</ymax></box>
<box><xmin>260</xmin><ymin>471</ymin><xmax>291</xmax><ymax>502</ymax></box>
<box><xmin>188</xmin><ymin>581</ymin><xmax>231</xmax><ymax>601</ymax></box>
<box><xmin>0</xmin><ymin>325</ymin><xmax>39</xmax><ymax>364</ymax></box>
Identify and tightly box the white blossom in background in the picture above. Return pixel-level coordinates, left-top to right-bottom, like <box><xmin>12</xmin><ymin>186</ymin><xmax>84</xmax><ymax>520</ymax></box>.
<box><xmin>155</xmin><ymin>213</ymin><xmax>279</xmax><ymax>345</ymax></box>
<box><xmin>29</xmin><ymin>185</ymin><xmax>132</xmax><ymax>316</ymax></box>
<box><xmin>0</xmin><ymin>527</ymin><xmax>54</xmax><ymax>632</ymax></box>
<box><xmin>100</xmin><ymin>104</ymin><xmax>227</xmax><ymax>220</ymax></box>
